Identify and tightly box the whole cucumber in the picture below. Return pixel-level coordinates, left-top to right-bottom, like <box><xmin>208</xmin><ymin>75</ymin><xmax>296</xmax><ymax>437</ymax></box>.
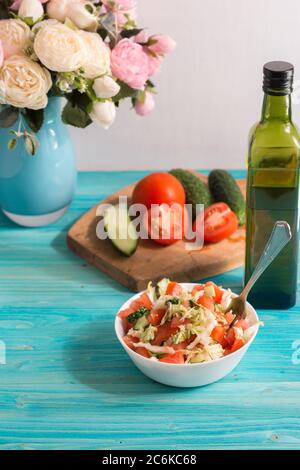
<box><xmin>208</xmin><ymin>169</ymin><xmax>246</xmax><ymax>225</ymax></box>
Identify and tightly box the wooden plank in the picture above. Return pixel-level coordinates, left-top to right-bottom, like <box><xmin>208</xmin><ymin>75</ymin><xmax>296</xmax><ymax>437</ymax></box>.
<box><xmin>0</xmin><ymin>170</ymin><xmax>299</xmax><ymax>450</ymax></box>
<box><xmin>67</xmin><ymin>173</ymin><xmax>246</xmax><ymax>291</ymax></box>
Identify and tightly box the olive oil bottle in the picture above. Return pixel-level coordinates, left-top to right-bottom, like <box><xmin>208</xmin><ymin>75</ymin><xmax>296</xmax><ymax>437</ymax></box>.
<box><xmin>245</xmin><ymin>61</ymin><xmax>300</xmax><ymax>309</ymax></box>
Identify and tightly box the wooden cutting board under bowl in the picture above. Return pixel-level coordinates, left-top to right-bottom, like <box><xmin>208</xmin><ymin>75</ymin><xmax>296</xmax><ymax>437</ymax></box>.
<box><xmin>67</xmin><ymin>172</ymin><xmax>246</xmax><ymax>292</ymax></box>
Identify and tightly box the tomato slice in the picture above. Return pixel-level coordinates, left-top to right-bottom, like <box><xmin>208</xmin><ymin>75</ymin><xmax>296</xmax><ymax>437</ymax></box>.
<box><xmin>166</xmin><ymin>282</ymin><xmax>183</xmax><ymax>296</ymax></box>
<box><xmin>123</xmin><ymin>335</ymin><xmax>139</xmax><ymax>350</ymax></box>
<box><xmin>191</xmin><ymin>284</ymin><xmax>204</xmax><ymax>296</ymax></box>
<box><xmin>205</xmin><ymin>281</ymin><xmax>223</xmax><ymax>303</ymax></box>
<box><xmin>170</xmin><ymin>317</ymin><xmax>189</xmax><ymax>329</ymax></box>
<box><xmin>225</xmin><ymin>328</ymin><xmax>236</xmax><ymax>347</ymax></box>
<box><xmin>134</xmin><ymin>293</ymin><xmax>153</xmax><ymax>310</ymax></box>
<box><xmin>211</xmin><ymin>325</ymin><xmax>226</xmax><ymax>343</ymax></box>
<box><xmin>146</xmin><ymin>204</ymin><xmax>187</xmax><ymax>246</ymax></box>
<box><xmin>118</xmin><ymin>308</ymin><xmax>134</xmax><ymax>320</ymax></box>
<box><xmin>194</xmin><ymin>202</ymin><xmax>238</xmax><ymax>244</ymax></box>
<box><xmin>197</xmin><ymin>294</ymin><xmax>214</xmax><ymax>311</ymax></box>
<box><xmin>135</xmin><ymin>347</ymin><xmax>151</xmax><ymax>358</ymax></box>
<box><xmin>225</xmin><ymin>311</ymin><xmax>235</xmax><ymax>325</ymax></box>
<box><xmin>152</xmin><ymin>322</ymin><xmax>178</xmax><ymax>346</ymax></box>
<box><xmin>234</xmin><ymin>319</ymin><xmax>249</xmax><ymax>330</ymax></box>
<box><xmin>119</xmin><ymin>293</ymin><xmax>152</xmax><ymax>321</ymax></box>
<box><xmin>159</xmin><ymin>351</ymin><xmax>185</xmax><ymax>364</ymax></box>
<box><xmin>148</xmin><ymin>308</ymin><xmax>166</xmax><ymax>326</ymax></box>
<box><xmin>230</xmin><ymin>338</ymin><xmax>245</xmax><ymax>353</ymax></box>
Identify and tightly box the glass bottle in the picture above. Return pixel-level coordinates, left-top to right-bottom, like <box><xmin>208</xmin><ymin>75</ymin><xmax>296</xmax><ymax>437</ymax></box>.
<box><xmin>245</xmin><ymin>61</ymin><xmax>300</xmax><ymax>309</ymax></box>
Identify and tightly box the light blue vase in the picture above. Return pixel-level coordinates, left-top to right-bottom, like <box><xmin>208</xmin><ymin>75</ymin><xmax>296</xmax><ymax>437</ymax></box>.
<box><xmin>0</xmin><ymin>98</ymin><xmax>77</xmax><ymax>227</ymax></box>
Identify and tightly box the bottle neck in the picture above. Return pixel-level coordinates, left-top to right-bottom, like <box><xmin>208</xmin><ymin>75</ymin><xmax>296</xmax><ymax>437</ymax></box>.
<box><xmin>261</xmin><ymin>93</ymin><xmax>292</xmax><ymax>122</ymax></box>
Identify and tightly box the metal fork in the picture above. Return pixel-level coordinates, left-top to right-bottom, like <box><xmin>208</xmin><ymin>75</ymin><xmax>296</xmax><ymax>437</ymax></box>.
<box><xmin>226</xmin><ymin>221</ymin><xmax>292</xmax><ymax>323</ymax></box>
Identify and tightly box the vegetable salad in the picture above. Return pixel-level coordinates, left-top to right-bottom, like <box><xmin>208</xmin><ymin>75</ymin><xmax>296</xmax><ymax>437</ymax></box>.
<box><xmin>119</xmin><ymin>279</ymin><xmax>259</xmax><ymax>364</ymax></box>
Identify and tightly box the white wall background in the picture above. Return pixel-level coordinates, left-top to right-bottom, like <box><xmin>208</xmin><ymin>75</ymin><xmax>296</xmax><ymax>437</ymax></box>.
<box><xmin>72</xmin><ymin>0</ymin><xmax>300</xmax><ymax>171</ymax></box>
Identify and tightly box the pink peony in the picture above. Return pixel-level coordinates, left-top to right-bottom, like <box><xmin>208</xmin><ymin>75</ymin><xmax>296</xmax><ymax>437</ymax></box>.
<box><xmin>135</xmin><ymin>91</ymin><xmax>155</xmax><ymax>116</ymax></box>
<box><xmin>149</xmin><ymin>35</ymin><xmax>177</xmax><ymax>55</ymax></box>
<box><xmin>134</xmin><ymin>30</ymin><xmax>150</xmax><ymax>44</ymax></box>
<box><xmin>10</xmin><ymin>0</ymin><xmax>48</xmax><ymax>10</ymax></box>
<box><xmin>0</xmin><ymin>40</ymin><xmax>3</xmax><ymax>68</ymax></box>
<box><xmin>146</xmin><ymin>52</ymin><xmax>162</xmax><ymax>77</ymax></box>
<box><xmin>111</xmin><ymin>39</ymin><xmax>149</xmax><ymax>90</ymax></box>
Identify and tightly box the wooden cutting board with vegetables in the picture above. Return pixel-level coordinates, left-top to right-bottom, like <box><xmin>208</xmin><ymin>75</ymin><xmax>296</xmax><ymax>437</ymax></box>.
<box><xmin>67</xmin><ymin>169</ymin><xmax>246</xmax><ymax>291</ymax></box>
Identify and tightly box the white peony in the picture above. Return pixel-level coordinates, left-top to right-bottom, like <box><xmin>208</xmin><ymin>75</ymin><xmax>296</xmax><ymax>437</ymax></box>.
<box><xmin>90</xmin><ymin>101</ymin><xmax>116</xmax><ymax>129</ymax></box>
<box><xmin>0</xmin><ymin>19</ymin><xmax>31</xmax><ymax>59</ymax></box>
<box><xmin>78</xmin><ymin>31</ymin><xmax>111</xmax><ymax>79</ymax></box>
<box><xmin>93</xmin><ymin>76</ymin><xmax>120</xmax><ymax>99</ymax></box>
<box><xmin>34</xmin><ymin>23</ymin><xmax>86</xmax><ymax>72</ymax></box>
<box><xmin>0</xmin><ymin>55</ymin><xmax>52</xmax><ymax>110</ymax></box>
<box><xmin>68</xmin><ymin>2</ymin><xmax>98</xmax><ymax>32</ymax></box>
<box><xmin>47</xmin><ymin>0</ymin><xmax>80</xmax><ymax>22</ymax></box>
<box><xmin>47</xmin><ymin>0</ymin><xmax>96</xmax><ymax>27</ymax></box>
<box><xmin>18</xmin><ymin>0</ymin><xmax>44</xmax><ymax>23</ymax></box>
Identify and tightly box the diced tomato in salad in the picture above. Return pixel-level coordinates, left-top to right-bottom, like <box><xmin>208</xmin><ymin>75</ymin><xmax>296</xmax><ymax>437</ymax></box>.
<box><xmin>166</xmin><ymin>282</ymin><xmax>183</xmax><ymax>296</ymax></box>
<box><xmin>148</xmin><ymin>309</ymin><xmax>166</xmax><ymax>326</ymax></box>
<box><xmin>159</xmin><ymin>351</ymin><xmax>185</xmax><ymax>364</ymax></box>
<box><xmin>119</xmin><ymin>279</ymin><xmax>258</xmax><ymax>364</ymax></box>
<box><xmin>197</xmin><ymin>294</ymin><xmax>214</xmax><ymax>311</ymax></box>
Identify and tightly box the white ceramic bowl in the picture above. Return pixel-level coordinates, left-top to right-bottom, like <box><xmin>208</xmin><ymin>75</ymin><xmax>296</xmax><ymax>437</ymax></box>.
<box><xmin>115</xmin><ymin>283</ymin><xmax>260</xmax><ymax>388</ymax></box>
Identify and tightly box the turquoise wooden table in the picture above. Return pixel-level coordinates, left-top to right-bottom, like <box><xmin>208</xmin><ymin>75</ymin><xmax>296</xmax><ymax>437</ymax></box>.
<box><xmin>0</xmin><ymin>170</ymin><xmax>300</xmax><ymax>450</ymax></box>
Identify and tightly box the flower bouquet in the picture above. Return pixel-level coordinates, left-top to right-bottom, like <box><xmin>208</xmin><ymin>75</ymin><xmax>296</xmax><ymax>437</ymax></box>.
<box><xmin>0</xmin><ymin>0</ymin><xmax>176</xmax><ymax>155</ymax></box>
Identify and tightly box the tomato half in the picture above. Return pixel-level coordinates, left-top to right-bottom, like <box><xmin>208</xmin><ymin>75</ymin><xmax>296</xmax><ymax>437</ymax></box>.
<box><xmin>145</xmin><ymin>204</ymin><xmax>187</xmax><ymax>246</ymax></box>
<box><xmin>194</xmin><ymin>202</ymin><xmax>238</xmax><ymax>244</ymax></box>
<box><xmin>132</xmin><ymin>172</ymin><xmax>186</xmax><ymax>208</ymax></box>
<box><xmin>159</xmin><ymin>351</ymin><xmax>185</xmax><ymax>364</ymax></box>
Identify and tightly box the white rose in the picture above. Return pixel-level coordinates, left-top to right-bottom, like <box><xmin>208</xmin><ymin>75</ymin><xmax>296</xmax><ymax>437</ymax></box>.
<box><xmin>47</xmin><ymin>0</ymin><xmax>80</xmax><ymax>22</ymax></box>
<box><xmin>34</xmin><ymin>23</ymin><xmax>85</xmax><ymax>72</ymax></box>
<box><xmin>0</xmin><ymin>55</ymin><xmax>52</xmax><ymax>110</ymax></box>
<box><xmin>78</xmin><ymin>31</ymin><xmax>110</xmax><ymax>79</ymax></box>
<box><xmin>90</xmin><ymin>101</ymin><xmax>116</xmax><ymax>129</ymax></box>
<box><xmin>68</xmin><ymin>2</ymin><xmax>98</xmax><ymax>32</ymax></box>
<box><xmin>19</xmin><ymin>0</ymin><xmax>44</xmax><ymax>23</ymax></box>
<box><xmin>93</xmin><ymin>76</ymin><xmax>120</xmax><ymax>99</ymax></box>
<box><xmin>0</xmin><ymin>19</ymin><xmax>31</xmax><ymax>59</ymax></box>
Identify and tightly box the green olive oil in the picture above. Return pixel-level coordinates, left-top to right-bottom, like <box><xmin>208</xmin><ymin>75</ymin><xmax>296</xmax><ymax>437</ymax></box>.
<box><xmin>245</xmin><ymin>62</ymin><xmax>300</xmax><ymax>309</ymax></box>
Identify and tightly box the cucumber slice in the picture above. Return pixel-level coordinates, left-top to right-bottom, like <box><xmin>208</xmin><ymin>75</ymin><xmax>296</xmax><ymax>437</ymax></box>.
<box><xmin>103</xmin><ymin>205</ymin><xmax>138</xmax><ymax>257</ymax></box>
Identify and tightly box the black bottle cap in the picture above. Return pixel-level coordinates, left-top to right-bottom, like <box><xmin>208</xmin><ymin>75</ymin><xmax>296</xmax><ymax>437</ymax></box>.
<box><xmin>263</xmin><ymin>61</ymin><xmax>294</xmax><ymax>95</ymax></box>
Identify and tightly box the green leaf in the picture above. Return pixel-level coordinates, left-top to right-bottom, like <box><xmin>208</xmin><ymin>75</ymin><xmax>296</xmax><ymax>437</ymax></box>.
<box><xmin>7</xmin><ymin>138</ymin><xmax>18</xmax><ymax>151</ymax></box>
<box><xmin>62</xmin><ymin>101</ymin><xmax>92</xmax><ymax>128</ymax></box>
<box><xmin>120</xmin><ymin>28</ymin><xmax>143</xmax><ymax>39</ymax></box>
<box><xmin>22</xmin><ymin>109</ymin><xmax>44</xmax><ymax>133</ymax></box>
<box><xmin>98</xmin><ymin>28</ymin><xmax>108</xmax><ymax>41</ymax></box>
<box><xmin>112</xmin><ymin>81</ymin><xmax>138</xmax><ymax>103</ymax></box>
<box><xmin>0</xmin><ymin>107</ymin><xmax>20</xmax><ymax>128</ymax></box>
<box><xmin>24</xmin><ymin>134</ymin><xmax>39</xmax><ymax>156</ymax></box>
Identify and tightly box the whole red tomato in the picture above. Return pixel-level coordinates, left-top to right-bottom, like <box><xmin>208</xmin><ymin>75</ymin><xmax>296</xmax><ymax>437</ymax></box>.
<box><xmin>144</xmin><ymin>203</ymin><xmax>188</xmax><ymax>246</ymax></box>
<box><xmin>132</xmin><ymin>172</ymin><xmax>186</xmax><ymax>208</ymax></box>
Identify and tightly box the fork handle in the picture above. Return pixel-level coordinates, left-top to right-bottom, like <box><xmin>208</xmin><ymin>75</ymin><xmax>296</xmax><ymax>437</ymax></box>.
<box><xmin>241</xmin><ymin>221</ymin><xmax>292</xmax><ymax>301</ymax></box>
